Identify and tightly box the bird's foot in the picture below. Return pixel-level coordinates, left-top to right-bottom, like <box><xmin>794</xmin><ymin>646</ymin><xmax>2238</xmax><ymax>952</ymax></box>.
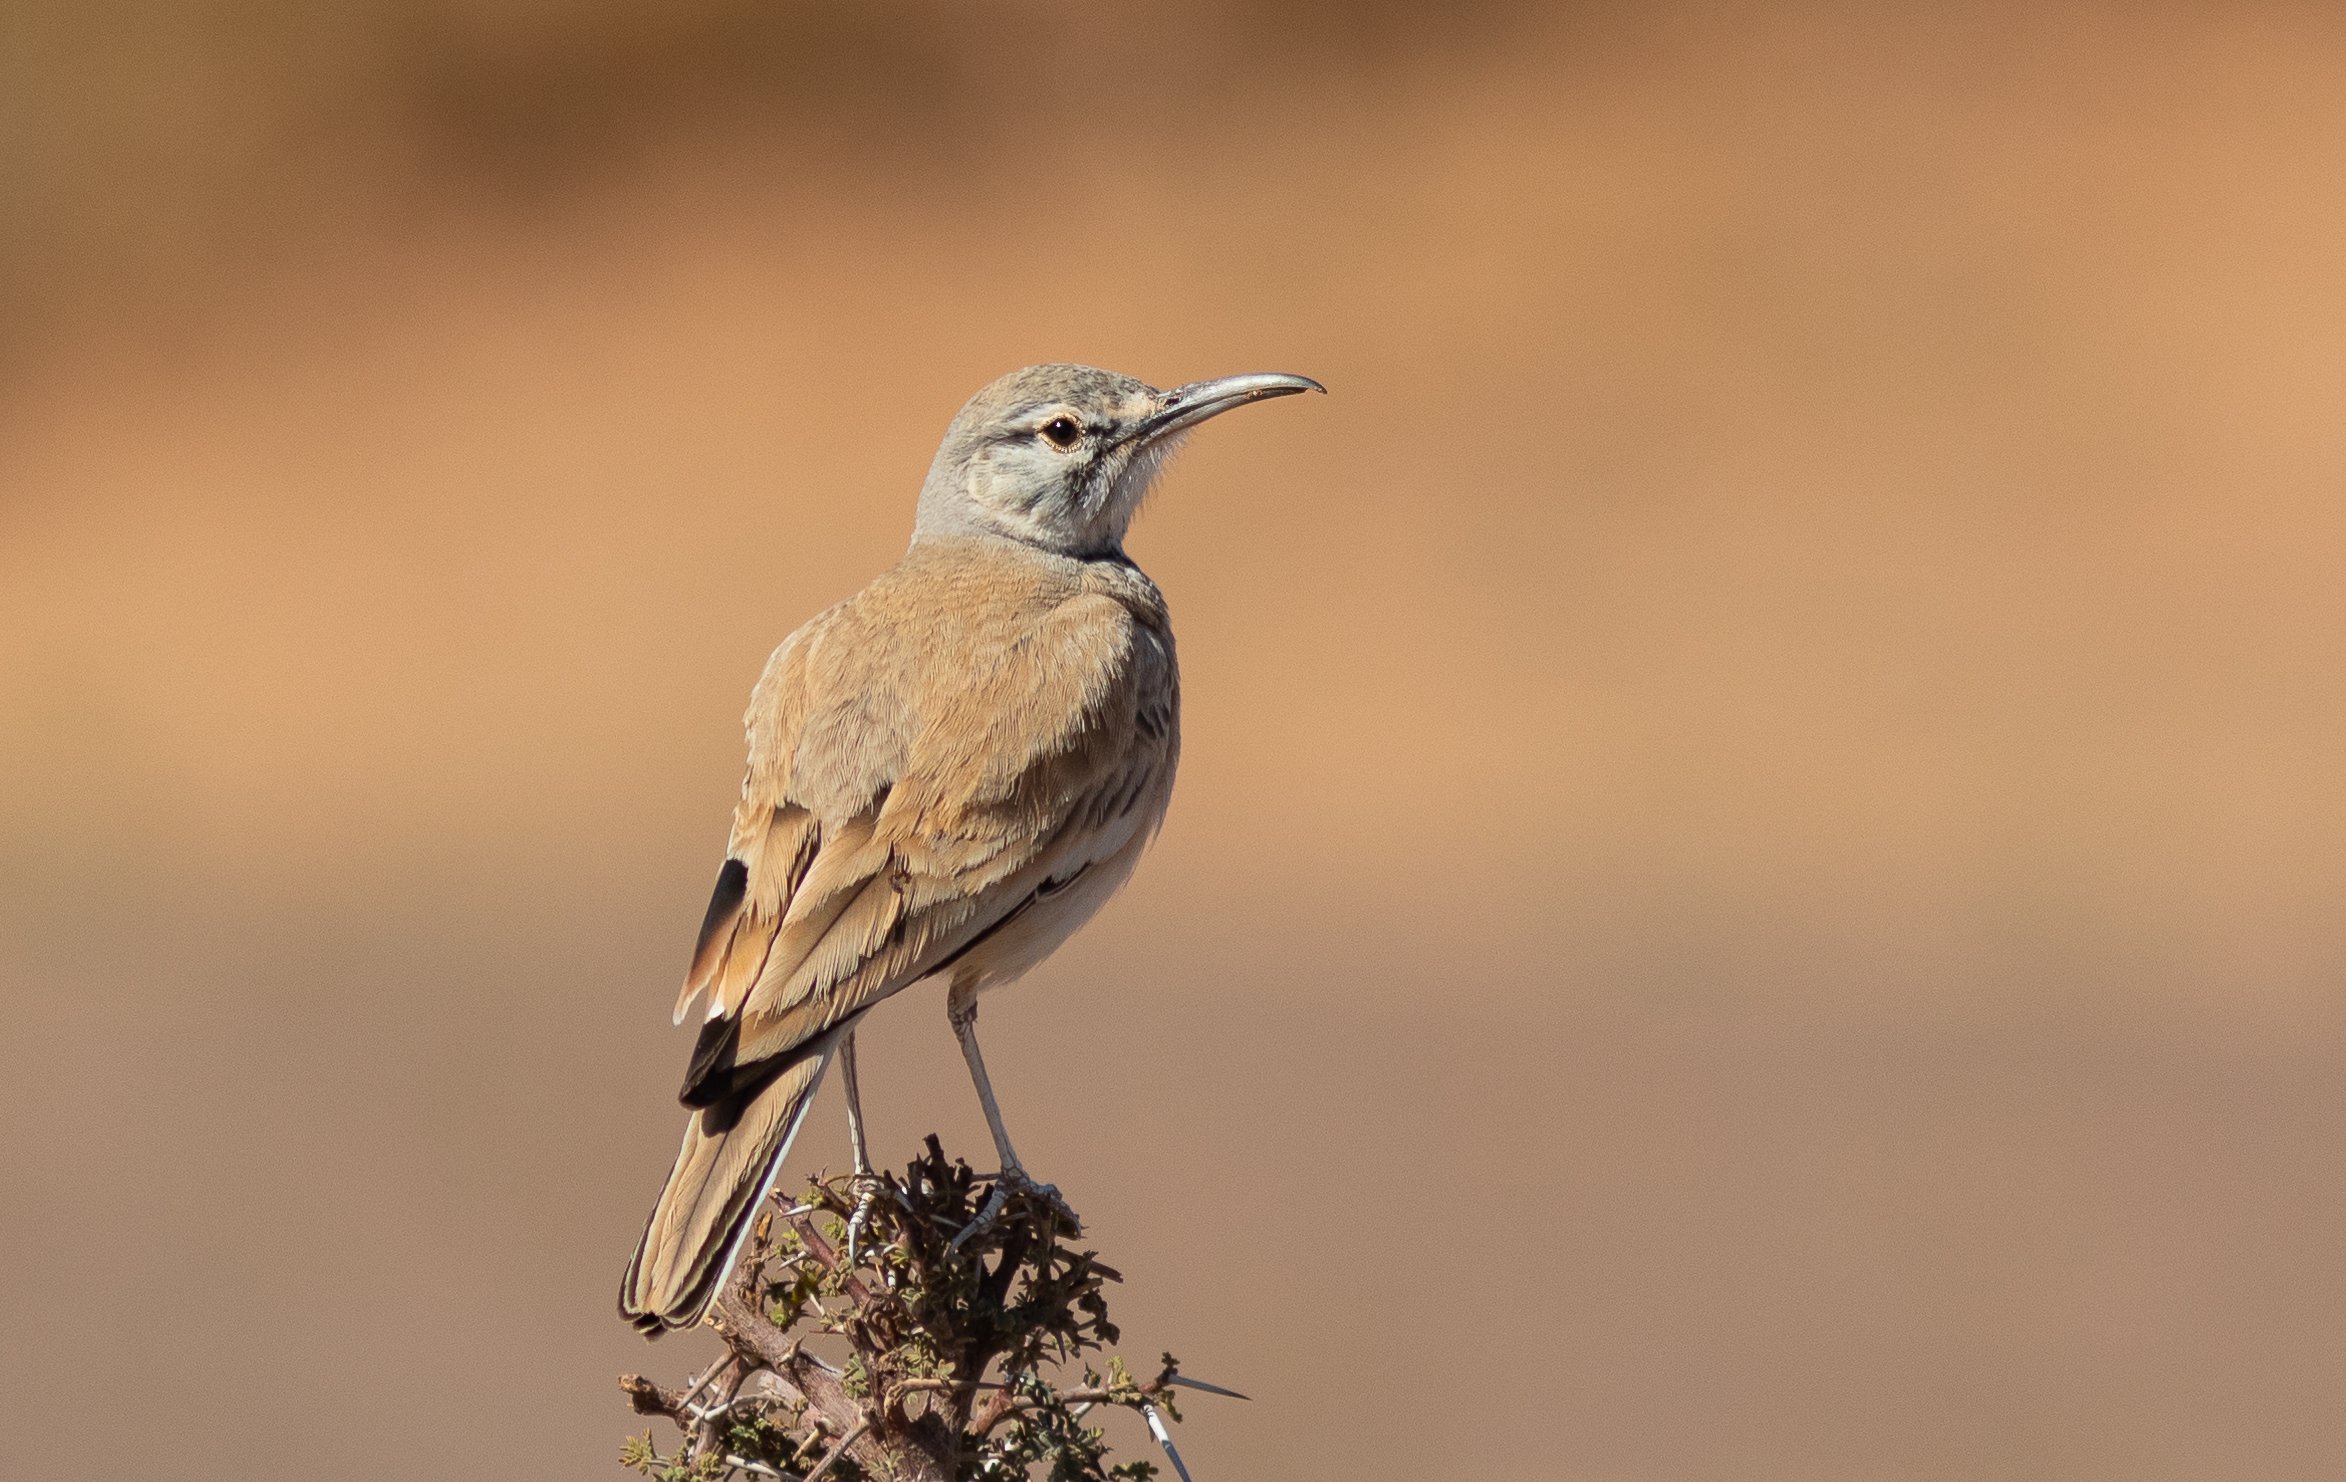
<box><xmin>843</xmin><ymin>1171</ymin><xmax>886</xmax><ymax>1263</ymax></box>
<box><xmin>1017</xmin><ymin>1172</ymin><xmax>1079</xmax><ymax>1230</ymax></box>
<box><xmin>951</xmin><ymin>1164</ymin><xmax>1080</xmax><ymax>1250</ymax></box>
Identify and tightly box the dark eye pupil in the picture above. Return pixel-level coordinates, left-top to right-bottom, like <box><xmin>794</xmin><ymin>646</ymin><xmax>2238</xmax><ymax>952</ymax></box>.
<box><xmin>1042</xmin><ymin>418</ymin><xmax>1080</xmax><ymax>447</ymax></box>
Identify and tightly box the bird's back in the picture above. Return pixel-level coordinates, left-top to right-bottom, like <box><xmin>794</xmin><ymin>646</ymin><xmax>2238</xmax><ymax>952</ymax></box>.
<box><xmin>701</xmin><ymin>535</ymin><xmax>1178</xmax><ymax>1025</ymax></box>
<box><xmin>755</xmin><ymin>537</ymin><xmax>1172</xmax><ymax>820</ymax></box>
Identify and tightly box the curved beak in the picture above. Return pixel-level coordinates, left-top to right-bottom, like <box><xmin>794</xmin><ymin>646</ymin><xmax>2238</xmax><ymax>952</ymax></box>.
<box><xmin>1132</xmin><ymin>372</ymin><xmax>1325</xmax><ymax>444</ymax></box>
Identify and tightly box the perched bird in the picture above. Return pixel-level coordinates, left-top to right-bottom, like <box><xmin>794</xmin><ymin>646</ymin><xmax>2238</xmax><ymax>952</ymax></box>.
<box><xmin>620</xmin><ymin>363</ymin><xmax>1322</xmax><ymax>1334</ymax></box>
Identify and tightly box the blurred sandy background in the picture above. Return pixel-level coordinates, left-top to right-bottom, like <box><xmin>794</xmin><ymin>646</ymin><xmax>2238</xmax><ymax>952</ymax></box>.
<box><xmin>4</xmin><ymin>2</ymin><xmax>2344</xmax><ymax>1478</ymax></box>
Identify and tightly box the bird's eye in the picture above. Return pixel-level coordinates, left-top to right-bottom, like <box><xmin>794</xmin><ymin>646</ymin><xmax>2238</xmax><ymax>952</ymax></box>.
<box><xmin>1039</xmin><ymin>417</ymin><xmax>1082</xmax><ymax>450</ymax></box>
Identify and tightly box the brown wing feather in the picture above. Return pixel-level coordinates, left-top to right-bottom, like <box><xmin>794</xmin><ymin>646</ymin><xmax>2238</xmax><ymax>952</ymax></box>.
<box><xmin>672</xmin><ymin>803</ymin><xmax>820</xmax><ymax>1024</ymax></box>
<box><xmin>669</xmin><ymin>546</ymin><xmax>1174</xmax><ymax>1103</ymax></box>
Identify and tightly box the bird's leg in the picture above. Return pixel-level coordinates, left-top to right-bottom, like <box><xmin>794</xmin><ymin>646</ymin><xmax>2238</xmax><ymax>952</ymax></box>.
<box><xmin>948</xmin><ymin>981</ymin><xmax>1025</xmax><ymax>1174</ymax></box>
<box><xmin>841</xmin><ymin>1028</ymin><xmax>873</xmax><ymax>1176</ymax></box>
<box><xmin>948</xmin><ymin>981</ymin><xmax>1077</xmax><ymax>1246</ymax></box>
<box><xmin>839</xmin><ymin>1028</ymin><xmax>881</xmax><ymax>1261</ymax></box>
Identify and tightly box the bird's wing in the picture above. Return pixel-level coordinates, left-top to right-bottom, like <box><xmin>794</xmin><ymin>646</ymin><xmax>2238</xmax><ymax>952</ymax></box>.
<box><xmin>669</xmin><ymin>584</ymin><xmax>1175</xmax><ymax>1114</ymax></box>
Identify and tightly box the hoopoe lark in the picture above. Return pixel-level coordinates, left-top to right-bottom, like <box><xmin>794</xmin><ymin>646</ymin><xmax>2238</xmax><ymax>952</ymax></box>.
<box><xmin>621</xmin><ymin>363</ymin><xmax>1321</xmax><ymax>1333</ymax></box>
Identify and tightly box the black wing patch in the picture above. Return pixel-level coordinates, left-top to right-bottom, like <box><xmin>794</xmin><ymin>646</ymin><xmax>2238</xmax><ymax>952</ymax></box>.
<box><xmin>676</xmin><ymin>862</ymin><xmax>1088</xmax><ymax>1132</ymax></box>
<box><xmin>687</xmin><ymin>858</ymin><xmax>750</xmax><ymax>982</ymax></box>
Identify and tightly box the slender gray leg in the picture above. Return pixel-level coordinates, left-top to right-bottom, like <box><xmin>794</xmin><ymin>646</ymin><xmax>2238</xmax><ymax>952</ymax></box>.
<box><xmin>840</xmin><ymin>1028</ymin><xmax>873</xmax><ymax>1176</ymax></box>
<box><xmin>840</xmin><ymin>1027</ymin><xmax>880</xmax><ymax>1260</ymax></box>
<box><xmin>948</xmin><ymin>981</ymin><xmax>1075</xmax><ymax>1245</ymax></box>
<box><xmin>947</xmin><ymin>981</ymin><xmax>1026</xmax><ymax>1175</ymax></box>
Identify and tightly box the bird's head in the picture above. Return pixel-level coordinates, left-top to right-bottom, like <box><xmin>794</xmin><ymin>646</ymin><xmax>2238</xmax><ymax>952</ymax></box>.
<box><xmin>914</xmin><ymin>363</ymin><xmax>1323</xmax><ymax>557</ymax></box>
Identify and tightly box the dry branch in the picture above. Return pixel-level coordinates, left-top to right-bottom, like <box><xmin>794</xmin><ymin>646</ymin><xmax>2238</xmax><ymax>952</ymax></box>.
<box><xmin>620</xmin><ymin>1137</ymin><xmax>1218</xmax><ymax>1482</ymax></box>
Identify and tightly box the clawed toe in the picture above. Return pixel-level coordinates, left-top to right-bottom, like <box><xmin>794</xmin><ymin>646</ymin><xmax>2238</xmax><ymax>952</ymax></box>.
<box><xmin>952</xmin><ymin>1181</ymin><xmax>1011</xmax><ymax>1249</ymax></box>
<box><xmin>950</xmin><ymin>1166</ymin><xmax>1079</xmax><ymax>1250</ymax></box>
<box><xmin>1020</xmin><ymin>1176</ymin><xmax>1078</xmax><ymax>1228</ymax></box>
<box><xmin>844</xmin><ymin>1174</ymin><xmax>885</xmax><ymax>1262</ymax></box>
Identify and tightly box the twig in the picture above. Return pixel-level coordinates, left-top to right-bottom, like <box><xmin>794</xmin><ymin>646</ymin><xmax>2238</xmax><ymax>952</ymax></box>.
<box><xmin>620</xmin><ymin>1374</ymin><xmax>687</xmax><ymax>1420</ymax></box>
<box><xmin>907</xmin><ymin>1372</ymin><xmax>1230</xmax><ymax>1412</ymax></box>
<box><xmin>677</xmin><ymin>1354</ymin><xmax>735</xmax><ymax>1412</ymax></box>
<box><xmin>967</xmin><ymin>1386</ymin><xmax>1018</xmax><ymax>1437</ymax></box>
<box><xmin>801</xmin><ymin>1418</ymin><xmax>871</xmax><ymax>1482</ymax></box>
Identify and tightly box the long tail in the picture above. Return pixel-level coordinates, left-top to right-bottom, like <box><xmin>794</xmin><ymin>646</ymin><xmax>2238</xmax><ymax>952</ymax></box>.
<box><xmin>619</xmin><ymin>1038</ymin><xmax>837</xmax><ymax>1335</ymax></box>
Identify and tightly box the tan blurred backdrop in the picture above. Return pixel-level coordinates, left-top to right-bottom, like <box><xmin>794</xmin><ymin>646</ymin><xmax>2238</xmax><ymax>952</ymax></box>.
<box><xmin>4</xmin><ymin>3</ymin><xmax>2345</xmax><ymax>1478</ymax></box>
